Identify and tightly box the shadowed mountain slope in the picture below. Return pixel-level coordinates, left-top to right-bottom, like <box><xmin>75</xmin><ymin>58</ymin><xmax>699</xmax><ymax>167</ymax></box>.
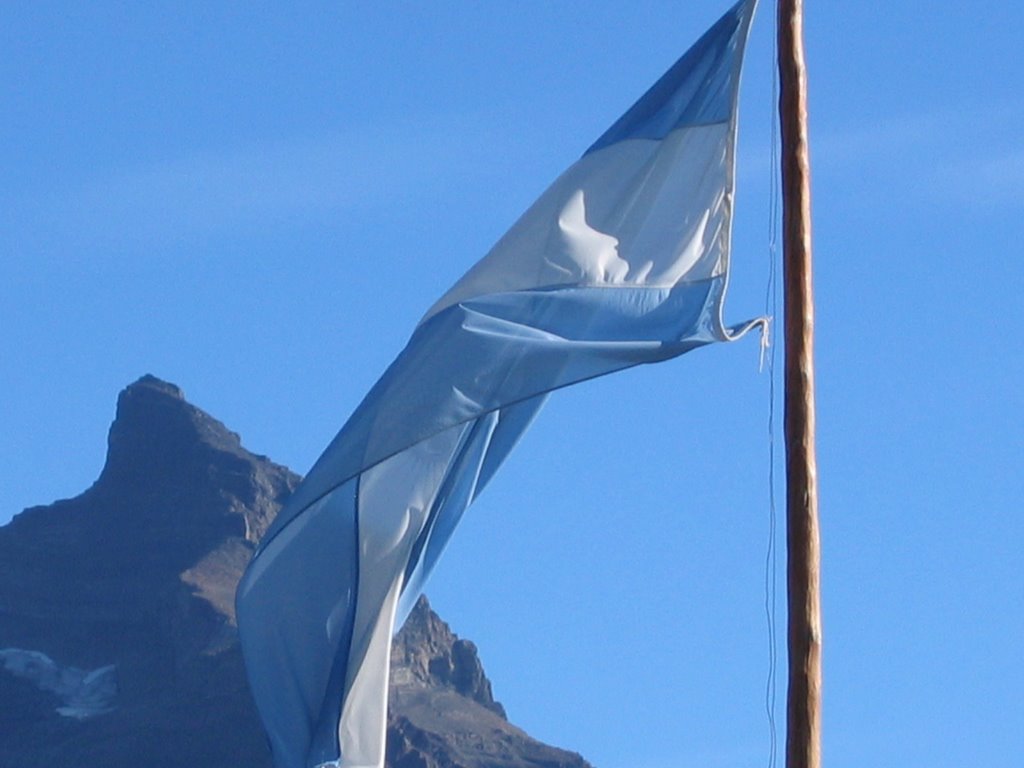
<box><xmin>0</xmin><ymin>375</ymin><xmax>591</xmax><ymax>768</ymax></box>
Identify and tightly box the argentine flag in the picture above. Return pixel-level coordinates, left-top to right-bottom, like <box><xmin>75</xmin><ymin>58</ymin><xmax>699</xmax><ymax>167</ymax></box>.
<box><xmin>237</xmin><ymin>2</ymin><xmax>761</xmax><ymax>767</ymax></box>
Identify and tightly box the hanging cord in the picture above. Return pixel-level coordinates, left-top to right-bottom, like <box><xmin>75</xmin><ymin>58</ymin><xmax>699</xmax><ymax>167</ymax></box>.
<box><xmin>763</xmin><ymin>13</ymin><xmax>782</xmax><ymax>768</ymax></box>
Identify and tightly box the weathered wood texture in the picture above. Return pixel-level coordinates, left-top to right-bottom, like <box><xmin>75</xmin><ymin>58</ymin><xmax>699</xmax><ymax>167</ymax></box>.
<box><xmin>778</xmin><ymin>2</ymin><xmax>822</xmax><ymax>768</ymax></box>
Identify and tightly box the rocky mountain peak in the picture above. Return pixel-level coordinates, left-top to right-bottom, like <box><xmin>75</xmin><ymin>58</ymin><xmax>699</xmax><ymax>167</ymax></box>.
<box><xmin>100</xmin><ymin>375</ymin><xmax>258</xmax><ymax>491</ymax></box>
<box><xmin>392</xmin><ymin>596</ymin><xmax>505</xmax><ymax>719</ymax></box>
<box><xmin>1</xmin><ymin>376</ymin><xmax>592</xmax><ymax>768</ymax></box>
<box><xmin>66</xmin><ymin>374</ymin><xmax>299</xmax><ymax>547</ymax></box>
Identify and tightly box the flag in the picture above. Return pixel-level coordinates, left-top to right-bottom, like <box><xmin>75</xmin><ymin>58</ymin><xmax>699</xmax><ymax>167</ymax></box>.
<box><xmin>236</xmin><ymin>2</ymin><xmax>761</xmax><ymax>766</ymax></box>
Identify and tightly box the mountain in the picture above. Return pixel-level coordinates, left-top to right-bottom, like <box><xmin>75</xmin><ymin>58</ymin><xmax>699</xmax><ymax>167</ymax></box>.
<box><xmin>0</xmin><ymin>375</ymin><xmax>591</xmax><ymax>768</ymax></box>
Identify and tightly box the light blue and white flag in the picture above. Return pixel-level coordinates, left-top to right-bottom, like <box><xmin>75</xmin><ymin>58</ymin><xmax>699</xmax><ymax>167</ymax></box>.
<box><xmin>237</xmin><ymin>2</ymin><xmax>761</xmax><ymax>766</ymax></box>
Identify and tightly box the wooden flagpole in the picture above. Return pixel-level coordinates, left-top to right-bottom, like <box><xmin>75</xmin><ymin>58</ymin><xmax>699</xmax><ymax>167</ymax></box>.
<box><xmin>777</xmin><ymin>1</ymin><xmax>822</xmax><ymax>768</ymax></box>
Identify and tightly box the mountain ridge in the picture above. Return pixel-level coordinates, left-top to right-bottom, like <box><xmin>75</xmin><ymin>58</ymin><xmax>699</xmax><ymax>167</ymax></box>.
<box><xmin>0</xmin><ymin>375</ymin><xmax>592</xmax><ymax>768</ymax></box>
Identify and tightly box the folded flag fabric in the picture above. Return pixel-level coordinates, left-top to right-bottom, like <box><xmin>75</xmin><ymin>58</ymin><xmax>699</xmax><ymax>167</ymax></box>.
<box><xmin>236</xmin><ymin>2</ymin><xmax>761</xmax><ymax>766</ymax></box>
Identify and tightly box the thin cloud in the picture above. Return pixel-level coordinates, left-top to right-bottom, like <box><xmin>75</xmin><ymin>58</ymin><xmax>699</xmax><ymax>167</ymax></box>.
<box><xmin>812</xmin><ymin>111</ymin><xmax>945</xmax><ymax>170</ymax></box>
<box><xmin>65</xmin><ymin>120</ymin><xmax>481</xmax><ymax>233</ymax></box>
<box><xmin>4</xmin><ymin>111</ymin><xmax>522</xmax><ymax>256</ymax></box>
<box><xmin>808</xmin><ymin>100</ymin><xmax>1024</xmax><ymax>211</ymax></box>
<box><xmin>932</xmin><ymin>146</ymin><xmax>1024</xmax><ymax>210</ymax></box>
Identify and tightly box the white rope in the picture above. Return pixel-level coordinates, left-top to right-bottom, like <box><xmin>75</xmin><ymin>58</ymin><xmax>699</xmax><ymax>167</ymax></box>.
<box><xmin>763</xmin><ymin>6</ymin><xmax>782</xmax><ymax>767</ymax></box>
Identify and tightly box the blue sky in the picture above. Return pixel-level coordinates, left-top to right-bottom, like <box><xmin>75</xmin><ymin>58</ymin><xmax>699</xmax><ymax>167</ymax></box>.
<box><xmin>2</xmin><ymin>2</ymin><xmax>1022</xmax><ymax>767</ymax></box>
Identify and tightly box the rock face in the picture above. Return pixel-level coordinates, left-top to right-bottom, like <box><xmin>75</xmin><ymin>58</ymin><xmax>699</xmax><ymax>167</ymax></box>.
<box><xmin>389</xmin><ymin>600</ymin><xmax>589</xmax><ymax>768</ymax></box>
<box><xmin>0</xmin><ymin>375</ymin><xmax>592</xmax><ymax>768</ymax></box>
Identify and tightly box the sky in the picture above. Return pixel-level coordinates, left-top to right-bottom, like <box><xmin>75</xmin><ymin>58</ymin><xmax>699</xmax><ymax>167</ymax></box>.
<box><xmin>2</xmin><ymin>2</ymin><xmax>1023</xmax><ymax>767</ymax></box>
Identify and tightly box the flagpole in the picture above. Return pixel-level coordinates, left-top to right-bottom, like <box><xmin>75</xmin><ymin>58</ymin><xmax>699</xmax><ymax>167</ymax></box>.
<box><xmin>777</xmin><ymin>1</ymin><xmax>822</xmax><ymax>768</ymax></box>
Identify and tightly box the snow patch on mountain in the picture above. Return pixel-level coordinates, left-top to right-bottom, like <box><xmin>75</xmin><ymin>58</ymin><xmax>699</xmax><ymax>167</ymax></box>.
<box><xmin>0</xmin><ymin>648</ymin><xmax>117</xmax><ymax>718</ymax></box>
